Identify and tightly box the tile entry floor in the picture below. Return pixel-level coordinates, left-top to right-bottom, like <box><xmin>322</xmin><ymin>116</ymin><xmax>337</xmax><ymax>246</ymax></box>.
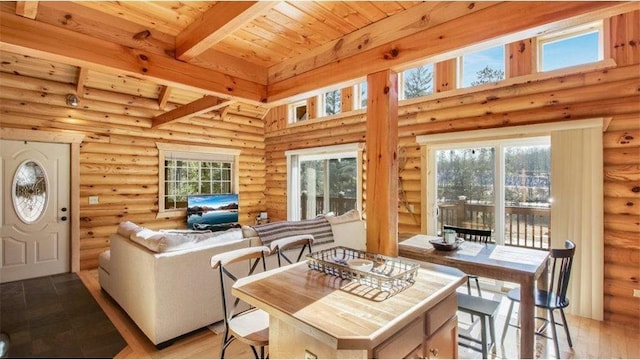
<box><xmin>0</xmin><ymin>273</ymin><xmax>126</xmax><ymax>358</ymax></box>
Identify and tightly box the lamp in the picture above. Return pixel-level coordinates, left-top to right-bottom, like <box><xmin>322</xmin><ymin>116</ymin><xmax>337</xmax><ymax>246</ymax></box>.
<box><xmin>66</xmin><ymin>94</ymin><xmax>79</xmax><ymax>107</ymax></box>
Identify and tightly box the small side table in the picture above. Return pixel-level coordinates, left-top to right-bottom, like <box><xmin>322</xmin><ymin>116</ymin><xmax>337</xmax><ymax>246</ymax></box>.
<box><xmin>255</xmin><ymin>217</ymin><xmax>269</xmax><ymax>225</ymax></box>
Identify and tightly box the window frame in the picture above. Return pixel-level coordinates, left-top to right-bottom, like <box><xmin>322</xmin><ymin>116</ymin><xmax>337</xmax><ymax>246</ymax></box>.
<box><xmin>354</xmin><ymin>82</ymin><xmax>367</xmax><ymax>110</ymax></box>
<box><xmin>457</xmin><ymin>44</ymin><xmax>506</xmax><ymax>89</ymax></box>
<box><xmin>288</xmin><ymin>100</ymin><xmax>309</xmax><ymax>124</ymax></box>
<box><xmin>537</xmin><ymin>21</ymin><xmax>603</xmax><ymax>72</ymax></box>
<box><xmin>417</xmin><ymin>118</ymin><xmax>603</xmax><ymax>235</ymax></box>
<box><xmin>286</xmin><ymin>143</ymin><xmax>364</xmax><ymax>221</ymax></box>
<box><xmin>427</xmin><ymin>136</ymin><xmax>551</xmax><ymax>244</ymax></box>
<box><xmin>400</xmin><ymin>63</ymin><xmax>435</xmax><ymax>100</ymax></box>
<box><xmin>320</xmin><ymin>89</ymin><xmax>342</xmax><ymax>117</ymax></box>
<box><xmin>156</xmin><ymin>142</ymin><xmax>240</xmax><ymax>217</ymax></box>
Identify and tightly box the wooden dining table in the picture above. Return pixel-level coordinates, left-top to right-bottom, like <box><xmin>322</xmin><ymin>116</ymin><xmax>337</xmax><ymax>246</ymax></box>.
<box><xmin>398</xmin><ymin>234</ymin><xmax>550</xmax><ymax>359</ymax></box>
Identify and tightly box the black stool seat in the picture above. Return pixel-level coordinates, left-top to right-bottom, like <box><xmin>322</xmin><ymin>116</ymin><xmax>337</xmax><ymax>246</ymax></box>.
<box><xmin>458</xmin><ymin>293</ymin><xmax>501</xmax><ymax>316</ymax></box>
<box><xmin>457</xmin><ymin>293</ymin><xmax>501</xmax><ymax>359</ymax></box>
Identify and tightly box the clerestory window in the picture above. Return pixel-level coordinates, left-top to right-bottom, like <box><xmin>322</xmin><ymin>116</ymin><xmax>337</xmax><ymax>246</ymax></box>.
<box><xmin>538</xmin><ymin>21</ymin><xmax>603</xmax><ymax>72</ymax></box>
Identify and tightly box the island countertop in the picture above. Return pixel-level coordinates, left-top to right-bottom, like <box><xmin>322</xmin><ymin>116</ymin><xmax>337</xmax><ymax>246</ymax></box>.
<box><xmin>232</xmin><ymin>260</ymin><xmax>467</xmax><ymax>358</ymax></box>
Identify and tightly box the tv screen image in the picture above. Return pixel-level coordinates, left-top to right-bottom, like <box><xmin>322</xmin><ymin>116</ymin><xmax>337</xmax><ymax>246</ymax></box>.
<box><xmin>187</xmin><ymin>194</ymin><xmax>239</xmax><ymax>229</ymax></box>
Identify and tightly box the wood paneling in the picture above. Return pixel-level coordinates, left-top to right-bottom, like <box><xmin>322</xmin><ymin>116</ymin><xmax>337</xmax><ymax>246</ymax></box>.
<box><xmin>506</xmin><ymin>38</ymin><xmax>535</xmax><ymax>78</ymax></box>
<box><xmin>603</xmin><ymin>9</ymin><xmax>640</xmax><ymax>328</ymax></box>
<box><xmin>263</xmin><ymin>9</ymin><xmax>640</xmax><ymax>328</ymax></box>
<box><xmin>0</xmin><ymin>1</ymin><xmax>638</xmax><ymax>332</ymax></box>
<box><xmin>609</xmin><ymin>9</ymin><xmax>640</xmax><ymax>66</ymax></box>
<box><xmin>0</xmin><ymin>54</ymin><xmax>268</xmax><ymax>271</ymax></box>
<box><xmin>435</xmin><ymin>59</ymin><xmax>457</xmax><ymax>93</ymax></box>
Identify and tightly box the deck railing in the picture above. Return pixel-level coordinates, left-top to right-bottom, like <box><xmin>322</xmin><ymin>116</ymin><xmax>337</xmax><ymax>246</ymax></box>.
<box><xmin>301</xmin><ymin>194</ymin><xmax>356</xmax><ymax>219</ymax></box>
<box><xmin>299</xmin><ymin>195</ymin><xmax>551</xmax><ymax>250</ymax></box>
<box><xmin>438</xmin><ymin>200</ymin><xmax>551</xmax><ymax>250</ymax></box>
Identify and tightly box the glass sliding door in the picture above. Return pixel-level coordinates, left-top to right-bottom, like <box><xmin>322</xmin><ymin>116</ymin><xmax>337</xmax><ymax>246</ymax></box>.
<box><xmin>299</xmin><ymin>157</ymin><xmax>357</xmax><ymax>219</ymax></box>
<box><xmin>503</xmin><ymin>143</ymin><xmax>551</xmax><ymax>249</ymax></box>
<box><xmin>429</xmin><ymin>137</ymin><xmax>551</xmax><ymax>249</ymax></box>
<box><xmin>287</xmin><ymin>144</ymin><xmax>363</xmax><ymax>221</ymax></box>
<box><xmin>435</xmin><ymin>147</ymin><xmax>495</xmax><ymax>237</ymax></box>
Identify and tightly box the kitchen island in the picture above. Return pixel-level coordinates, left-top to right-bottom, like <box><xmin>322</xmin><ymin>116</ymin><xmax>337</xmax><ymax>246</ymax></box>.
<box><xmin>232</xmin><ymin>259</ymin><xmax>467</xmax><ymax>359</ymax></box>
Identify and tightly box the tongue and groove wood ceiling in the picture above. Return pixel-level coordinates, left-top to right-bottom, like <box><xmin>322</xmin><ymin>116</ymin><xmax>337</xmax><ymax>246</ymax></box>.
<box><xmin>1</xmin><ymin>1</ymin><xmax>633</xmax><ymax>126</ymax></box>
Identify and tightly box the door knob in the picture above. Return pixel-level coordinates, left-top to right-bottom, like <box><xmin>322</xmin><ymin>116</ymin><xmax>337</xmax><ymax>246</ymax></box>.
<box><xmin>61</xmin><ymin>216</ymin><xmax>68</xmax><ymax>221</ymax></box>
<box><xmin>61</xmin><ymin>207</ymin><xmax>67</xmax><ymax>212</ymax></box>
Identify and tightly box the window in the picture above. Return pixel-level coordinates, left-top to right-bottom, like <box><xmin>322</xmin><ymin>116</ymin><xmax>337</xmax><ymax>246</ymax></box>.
<box><xmin>538</xmin><ymin>21</ymin><xmax>602</xmax><ymax>72</ymax></box>
<box><xmin>289</xmin><ymin>100</ymin><xmax>308</xmax><ymax>123</ymax></box>
<box><xmin>432</xmin><ymin>140</ymin><xmax>551</xmax><ymax>248</ymax></box>
<box><xmin>400</xmin><ymin>64</ymin><xmax>434</xmax><ymax>100</ymax></box>
<box><xmin>13</xmin><ymin>160</ymin><xmax>47</xmax><ymax>223</ymax></box>
<box><xmin>355</xmin><ymin>82</ymin><xmax>367</xmax><ymax>110</ymax></box>
<box><xmin>420</xmin><ymin>130</ymin><xmax>552</xmax><ymax>250</ymax></box>
<box><xmin>286</xmin><ymin>143</ymin><xmax>364</xmax><ymax>221</ymax></box>
<box><xmin>459</xmin><ymin>45</ymin><xmax>505</xmax><ymax>88</ymax></box>
<box><xmin>157</xmin><ymin>143</ymin><xmax>239</xmax><ymax>214</ymax></box>
<box><xmin>322</xmin><ymin>90</ymin><xmax>341</xmax><ymax>116</ymax></box>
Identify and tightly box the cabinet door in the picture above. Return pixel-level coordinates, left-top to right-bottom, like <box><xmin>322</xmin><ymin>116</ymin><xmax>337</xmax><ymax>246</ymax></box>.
<box><xmin>373</xmin><ymin>316</ymin><xmax>424</xmax><ymax>359</ymax></box>
<box><xmin>424</xmin><ymin>316</ymin><xmax>457</xmax><ymax>359</ymax></box>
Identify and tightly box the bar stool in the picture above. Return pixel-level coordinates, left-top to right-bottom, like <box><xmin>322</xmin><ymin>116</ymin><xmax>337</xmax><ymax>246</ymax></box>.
<box><xmin>269</xmin><ymin>234</ymin><xmax>314</xmax><ymax>267</ymax></box>
<box><xmin>457</xmin><ymin>293</ymin><xmax>501</xmax><ymax>358</ymax></box>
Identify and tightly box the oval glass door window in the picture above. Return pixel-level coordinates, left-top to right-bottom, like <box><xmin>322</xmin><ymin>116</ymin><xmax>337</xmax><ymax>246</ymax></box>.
<box><xmin>13</xmin><ymin>160</ymin><xmax>48</xmax><ymax>223</ymax></box>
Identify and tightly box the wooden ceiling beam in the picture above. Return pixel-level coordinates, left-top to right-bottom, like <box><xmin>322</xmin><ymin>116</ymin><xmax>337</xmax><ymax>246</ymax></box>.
<box><xmin>267</xmin><ymin>1</ymin><xmax>639</xmax><ymax>104</ymax></box>
<box><xmin>76</xmin><ymin>67</ymin><xmax>89</xmax><ymax>97</ymax></box>
<box><xmin>176</xmin><ymin>1</ymin><xmax>278</xmax><ymax>62</ymax></box>
<box><xmin>15</xmin><ymin>1</ymin><xmax>38</xmax><ymax>19</ymax></box>
<box><xmin>268</xmin><ymin>1</ymin><xmax>496</xmax><ymax>84</ymax></box>
<box><xmin>0</xmin><ymin>11</ymin><xmax>267</xmax><ymax>104</ymax></box>
<box><xmin>152</xmin><ymin>96</ymin><xmax>230</xmax><ymax>128</ymax></box>
<box><xmin>157</xmin><ymin>86</ymin><xmax>172</xmax><ymax>111</ymax></box>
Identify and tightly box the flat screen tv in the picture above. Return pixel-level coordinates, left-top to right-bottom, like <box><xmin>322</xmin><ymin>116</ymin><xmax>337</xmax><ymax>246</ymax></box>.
<box><xmin>187</xmin><ymin>194</ymin><xmax>239</xmax><ymax>229</ymax></box>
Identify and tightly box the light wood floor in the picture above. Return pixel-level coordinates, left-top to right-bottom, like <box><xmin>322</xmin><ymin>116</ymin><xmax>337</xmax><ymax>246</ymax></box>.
<box><xmin>79</xmin><ymin>269</ymin><xmax>639</xmax><ymax>359</ymax></box>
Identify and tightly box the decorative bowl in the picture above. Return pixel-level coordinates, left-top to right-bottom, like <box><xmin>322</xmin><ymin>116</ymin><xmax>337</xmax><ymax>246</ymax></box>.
<box><xmin>347</xmin><ymin>258</ymin><xmax>374</xmax><ymax>272</ymax></box>
<box><xmin>429</xmin><ymin>237</ymin><xmax>464</xmax><ymax>251</ymax></box>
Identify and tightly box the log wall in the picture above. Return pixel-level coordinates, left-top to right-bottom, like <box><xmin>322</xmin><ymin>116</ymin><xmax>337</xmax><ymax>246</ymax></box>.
<box><xmin>0</xmin><ymin>7</ymin><xmax>637</xmax><ymax>329</ymax></box>
<box><xmin>0</xmin><ymin>52</ymin><xmax>268</xmax><ymax>270</ymax></box>
<box><xmin>263</xmin><ymin>10</ymin><xmax>640</xmax><ymax>328</ymax></box>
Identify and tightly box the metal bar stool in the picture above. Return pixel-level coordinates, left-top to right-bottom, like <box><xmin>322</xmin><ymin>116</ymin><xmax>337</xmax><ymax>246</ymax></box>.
<box><xmin>457</xmin><ymin>293</ymin><xmax>501</xmax><ymax>359</ymax></box>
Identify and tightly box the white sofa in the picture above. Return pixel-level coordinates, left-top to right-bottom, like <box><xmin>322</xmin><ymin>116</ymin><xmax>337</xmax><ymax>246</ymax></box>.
<box><xmin>98</xmin><ymin>210</ymin><xmax>365</xmax><ymax>347</ymax></box>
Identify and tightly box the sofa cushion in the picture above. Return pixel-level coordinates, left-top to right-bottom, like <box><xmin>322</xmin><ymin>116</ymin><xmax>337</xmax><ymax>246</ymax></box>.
<box><xmin>325</xmin><ymin>209</ymin><xmax>361</xmax><ymax>225</ymax></box>
<box><xmin>117</xmin><ymin>221</ymin><xmax>141</xmax><ymax>238</ymax></box>
<box><xmin>241</xmin><ymin>225</ymin><xmax>258</xmax><ymax>239</ymax></box>
<box><xmin>129</xmin><ymin>227</ymin><xmax>243</xmax><ymax>253</ymax></box>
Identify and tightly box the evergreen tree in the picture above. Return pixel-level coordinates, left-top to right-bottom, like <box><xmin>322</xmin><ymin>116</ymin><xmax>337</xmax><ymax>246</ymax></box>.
<box><xmin>324</xmin><ymin>90</ymin><xmax>341</xmax><ymax>115</ymax></box>
<box><xmin>404</xmin><ymin>66</ymin><xmax>433</xmax><ymax>99</ymax></box>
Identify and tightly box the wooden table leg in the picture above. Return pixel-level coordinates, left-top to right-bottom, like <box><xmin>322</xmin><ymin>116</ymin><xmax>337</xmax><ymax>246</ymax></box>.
<box><xmin>519</xmin><ymin>278</ymin><xmax>535</xmax><ymax>359</ymax></box>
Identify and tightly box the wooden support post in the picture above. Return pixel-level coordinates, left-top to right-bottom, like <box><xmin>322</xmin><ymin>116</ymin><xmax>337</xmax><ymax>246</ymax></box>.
<box><xmin>365</xmin><ymin>69</ymin><xmax>398</xmax><ymax>257</ymax></box>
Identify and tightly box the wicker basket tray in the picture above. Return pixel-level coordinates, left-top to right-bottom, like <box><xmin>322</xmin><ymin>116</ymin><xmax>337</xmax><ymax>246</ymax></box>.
<box><xmin>305</xmin><ymin>246</ymin><xmax>419</xmax><ymax>290</ymax></box>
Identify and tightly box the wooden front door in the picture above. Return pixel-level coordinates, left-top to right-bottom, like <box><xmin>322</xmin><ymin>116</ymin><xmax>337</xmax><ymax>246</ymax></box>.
<box><xmin>1</xmin><ymin>139</ymin><xmax>71</xmax><ymax>283</ymax></box>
